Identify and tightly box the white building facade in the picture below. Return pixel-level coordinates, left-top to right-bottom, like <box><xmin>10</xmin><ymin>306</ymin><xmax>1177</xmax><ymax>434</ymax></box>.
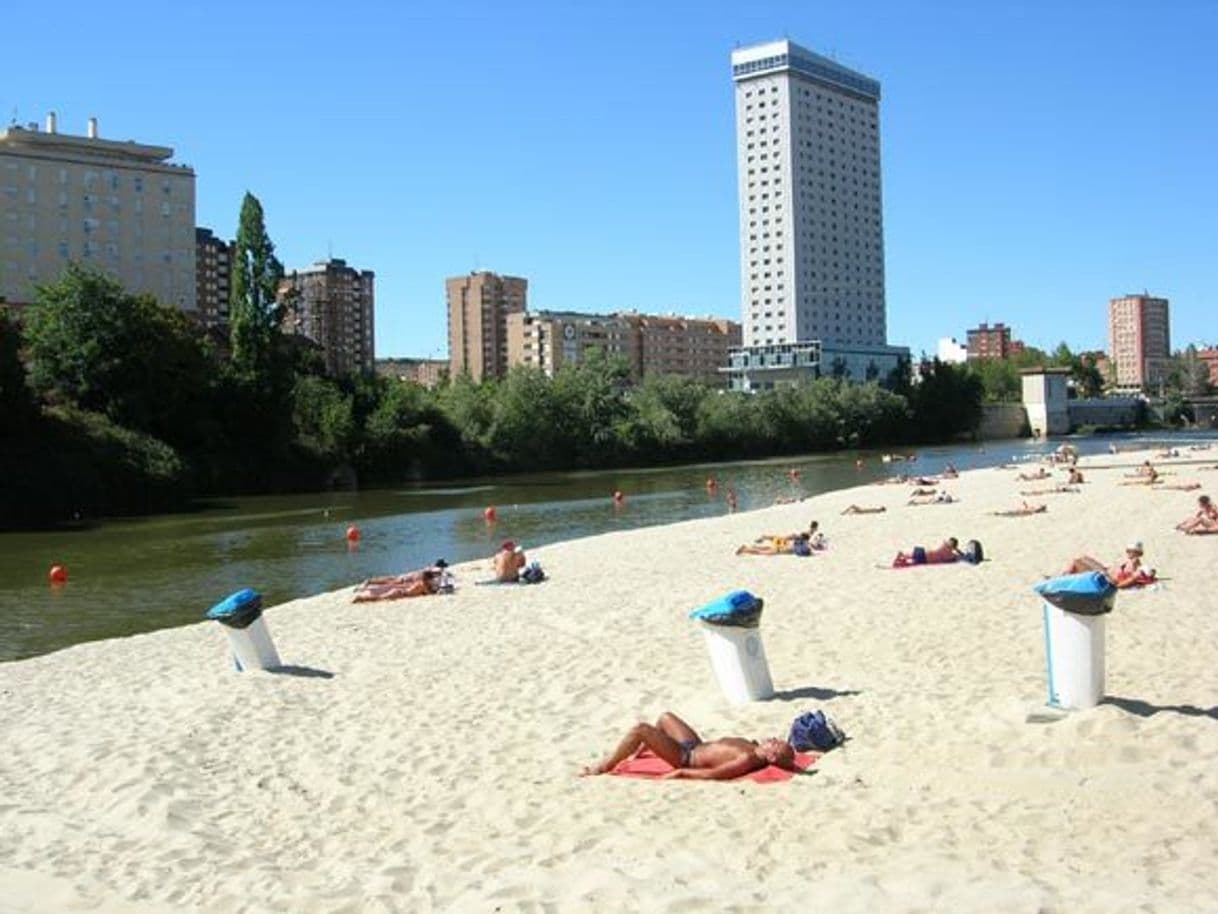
<box><xmin>726</xmin><ymin>40</ymin><xmax>905</xmax><ymax>391</ymax></box>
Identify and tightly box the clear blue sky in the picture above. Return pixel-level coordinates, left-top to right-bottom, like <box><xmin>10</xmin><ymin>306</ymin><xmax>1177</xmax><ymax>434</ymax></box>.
<box><xmin>7</xmin><ymin>0</ymin><xmax>1216</xmax><ymax>361</ymax></box>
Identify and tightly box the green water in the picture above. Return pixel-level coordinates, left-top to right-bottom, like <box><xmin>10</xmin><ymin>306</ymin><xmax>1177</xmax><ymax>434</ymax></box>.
<box><xmin>0</xmin><ymin>434</ymin><xmax>1202</xmax><ymax>661</ymax></box>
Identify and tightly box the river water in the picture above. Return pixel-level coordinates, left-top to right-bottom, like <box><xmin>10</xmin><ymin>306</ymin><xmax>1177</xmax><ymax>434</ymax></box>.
<box><xmin>2</xmin><ymin>433</ymin><xmax>1210</xmax><ymax>661</ymax></box>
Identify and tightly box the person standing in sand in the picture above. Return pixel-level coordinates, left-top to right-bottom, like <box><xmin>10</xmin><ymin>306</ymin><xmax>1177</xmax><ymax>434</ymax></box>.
<box><xmin>580</xmin><ymin>711</ymin><xmax>796</xmax><ymax>779</ymax></box>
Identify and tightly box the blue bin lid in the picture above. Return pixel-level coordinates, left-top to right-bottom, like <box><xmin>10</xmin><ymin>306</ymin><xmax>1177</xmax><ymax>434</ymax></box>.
<box><xmin>689</xmin><ymin>589</ymin><xmax>761</xmax><ymax>622</ymax></box>
<box><xmin>206</xmin><ymin>588</ymin><xmax>262</xmax><ymax>621</ymax></box>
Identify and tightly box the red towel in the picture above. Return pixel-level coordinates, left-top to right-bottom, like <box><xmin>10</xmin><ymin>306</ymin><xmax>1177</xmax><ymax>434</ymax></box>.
<box><xmin>609</xmin><ymin>748</ymin><xmax>818</xmax><ymax>783</ymax></box>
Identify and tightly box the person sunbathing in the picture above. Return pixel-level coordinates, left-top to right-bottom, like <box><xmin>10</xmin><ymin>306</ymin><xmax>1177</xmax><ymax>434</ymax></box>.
<box><xmin>1064</xmin><ymin>541</ymin><xmax>1144</xmax><ymax>585</ymax></box>
<box><xmin>993</xmin><ymin>501</ymin><xmax>1048</xmax><ymax>517</ymax></box>
<box><xmin>893</xmin><ymin>538</ymin><xmax>962</xmax><ymax>567</ymax></box>
<box><xmin>353</xmin><ymin>562</ymin><xmax>448</xmax><ymax>601</ymax></box>
<box><xmin>909</xmin><ymin>486</ymin><xmax>937</xmax><ymax>497</ymax></box>
<box><xmin>737</xmin><ymin>531</ymin><xmax>812</xmax><ymax>555</ymax></box>
<box><xmin>1120</xmin><ymin>468</ymin><xmax>1161</xmax><ymax>486</ymax></box>
<box><xmin>494</xmin><ymin>541</ymin><xmax>527</xmax><ymax>582</ymax></box>
<box><xmin>841</xmin><ymin>504</ymin><xmax>886</xmax><ymax>514</ymax></box>
<box><xmin>1177</xmin><ymin>495</ymin><xmax>1218</xmax><ymax>534</ymax></box>
<box><xmin>1021</xmin><ymin>486</ymin><xmax>1080</xmax><ymax>496</ymax></box>
<box><xmin>908</xmin><ymin>490</ymin><xmax>955</xmax><ymax>506</ymax></box>
<box><xmin>580</xmin><ymin>711</ymin><xmax>796</xmax><ymax>779</ymax></box>
<box><xmin>1067</xmin><ymin>467</ymin><xmax>1085</xmax><ymax>484</ymax></box>
<box><xmin>942</xmin><ymin>463</ymin><xmax>959</xmax><ymax>478</ymax></box>
<box><xmin>1017</xmin><ymin>468</ymin><xmax>1051</xmax><ymax>482</ymax></box>
<box><xmin>1156</xmin><ymin>482</ymin><xmax>1201</xmax><ymax>491</ymax></box>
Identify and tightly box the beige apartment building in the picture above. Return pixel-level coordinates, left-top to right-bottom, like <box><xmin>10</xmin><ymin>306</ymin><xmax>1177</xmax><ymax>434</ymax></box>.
<box><xmin>0</xmin><ymin>113</ymin><xmax>196</xmax><ymax>310</ymax></box>
<box><xmin>1109</xmin><ymin>294</ymin><xmax>1170</xmax><ymax>389</ymax></box>
<box><xmin>280</xmin><ymin>259</ymin><xmax>375</xmax><ymax>376</ymax></box>
<box><xmin>446</xmin><ymin>271</ymin><xmax>527</xmax><ymax>382</ymax></box>
<box><xmin>506</xmin><ymin>310</ymin><xmax>741</xmax><ymax>385</ymax></box>
<box><xmin>195</xmin><ymin>227</ymin><xmax>232</xmax><ymax>330</ymax></box>
<box><xmin>506</xmin><ymin>311</ymin><xmax>638</xmax><ymax>376</ymax></box>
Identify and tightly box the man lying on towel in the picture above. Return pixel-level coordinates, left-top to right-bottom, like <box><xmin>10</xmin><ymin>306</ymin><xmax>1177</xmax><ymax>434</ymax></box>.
<box><xmin>892</xmin><ymin>537</ymin><xmax>962</xmax><ymax>567</ymax></box>
<box><xmin>580</xmin><ymin>711</ymin><xmax>796</xmax><ymax>779</ymax></box>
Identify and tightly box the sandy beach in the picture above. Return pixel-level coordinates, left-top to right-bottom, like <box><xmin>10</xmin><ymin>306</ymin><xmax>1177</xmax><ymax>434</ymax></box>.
<box><xmin>2</xmin><ymin>446</ymin><xmax>1217</xmax><ymax>913</ymax></box>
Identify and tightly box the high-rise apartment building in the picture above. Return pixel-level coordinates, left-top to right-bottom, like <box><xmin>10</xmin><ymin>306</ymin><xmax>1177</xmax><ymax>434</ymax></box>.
<box><xmin>0</xmin><ymin>113</ymin><xmax>196</xmax><ymax>311</ymax></box>
<box><xmin>726</xmin><ymin>41</ymin><xmax>906</xmax><ymax>391</ymax></box>
<box><xmin>446</xmin><ymin>271</ymin><xmax>527</xmax><ymax>382</ymax></box>
<box><xmin>280</xmin><ymin>259</ymin><xmax>375</xmax><ymax>376</ymax></box>
<box><xmin>966</xmin><ymin>322</ymin><xmax>1024</xmax><ymax>360</ymax></box>
<box><xmin>1108</xmin><ymin>294</ymin><xmax>1170</xmax><ymax>389</ymax></box>
<box><xmin>732</xmin><ymin>40</ymin><xmax>885</xmax><ymax>348</ymax></box>
<box><xmin>195</xmin><ymin>227</ymin><xmax>233</xmax><ymax>330</ymax></box>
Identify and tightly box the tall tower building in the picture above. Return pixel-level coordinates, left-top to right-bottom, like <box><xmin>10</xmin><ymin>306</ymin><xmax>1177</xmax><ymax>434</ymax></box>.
<box><xmin>279</xmin><ymin>259</ymin><xmax>375</xmax><ymax>376</ymax></box>
<box><xmin>726</xmin><ymin>41</ymin><xmax>904</xmax><ymax>391</ymax></box>
<box><xmin>1109</xmin><ymin>294</ymin><xmax>1170</xmax><ymax>390</ymax></box>
<box><xmin>0</xmin><ymin>113</ymin><xmax>196</xmax><ymax>311</ymax></box>
<box><xmin>732</xmin><ymin>40</ymin><xmax>885</xmax><ymax>348</ymax></box>
<box><xmin>446</xmin><ymin>271</ymin><xmax>527</xmax><ymax>382</ymax></box>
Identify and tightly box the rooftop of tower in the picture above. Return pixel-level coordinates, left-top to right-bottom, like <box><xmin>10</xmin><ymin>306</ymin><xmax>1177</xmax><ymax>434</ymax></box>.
<box><xmin>730</xmin><ymin>39</ymin><xmax>880</xmax><ymax>101</ymax></box>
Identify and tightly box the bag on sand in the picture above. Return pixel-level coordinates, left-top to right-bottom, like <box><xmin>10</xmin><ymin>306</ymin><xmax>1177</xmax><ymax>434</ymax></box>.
<box><xmin>788</xmin><ymin>710</ymin><xmax>846</xmax><ymax>751</ymax></box>
<box><xmin>962</xmin><ymin>539</ymin><xmax>984</xmax><ymax>564</ymax></box>
<box><xmin>520</xmin><ymin>561</ymin><xmax>546</xmax><ymax>584</ymax></box>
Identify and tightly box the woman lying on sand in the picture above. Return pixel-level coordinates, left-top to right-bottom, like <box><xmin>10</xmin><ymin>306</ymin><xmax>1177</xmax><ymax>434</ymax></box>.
<box><xmin>1177</xmin><ymin>495</ymin><xmax>1218</xmax><ymax>534</ymax></box>
<box><xmin>1020</xmin><ymin>486</ymin><xmax>1080</xmax><ymax>496</ymax></box>
<box><xmin>1064</xmin><ymin>541</ymin><xmax>1145</xmax><ymax>585</ymax></box>
<box><xmin>580</xmin><ymin>711</ymin><xmax>796</xmax><ymax>779</ymax></box>
<box><xmin>841</xmin><ymin>504</ymin><xmax>886</xmax><ymax>515</ymax></box>
<box><xmin>736</xmin><ymin>530</ymin><xmax>815</xmax><ymax>556</ymax></box>
<box><xmin>1017</xmin><ymin>468</ymin><xmax>1051</xmax><ymax>481</ymax></box>
<box><xmin>1156</xmin><ymin>482</ymin><xmax>1201</xmax><ymax>492</ymax></box>
<box><xmin>993</xmin><ymin>501</ymin><xmax>1048</xmax><ymax>517</ymax></box>
<box><xmin>908</xmin><ymin>490</ymin><xmax>955</xmax><ymax>506</ymax></box>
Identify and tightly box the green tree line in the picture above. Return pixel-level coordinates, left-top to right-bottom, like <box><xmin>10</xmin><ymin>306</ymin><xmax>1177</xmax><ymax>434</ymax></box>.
<box><xmin>0</xmin><ymin>194</ymin><xmax>988</xmax><ymax>529</ymax></box>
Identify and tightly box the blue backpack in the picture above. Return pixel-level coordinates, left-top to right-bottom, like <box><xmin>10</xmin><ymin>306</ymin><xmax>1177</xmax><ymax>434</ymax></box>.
<box><xmin>520</xmin><ymin>561</ymin><xmax>546</xmax><ymax>584</ymax></box>
<box><xmin>788</xmin><ymin>710</ymin><xmax>846</xmax><ymax>751</ymax></box>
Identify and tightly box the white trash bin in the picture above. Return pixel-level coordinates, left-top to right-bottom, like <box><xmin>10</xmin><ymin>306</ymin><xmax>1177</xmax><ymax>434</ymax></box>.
<box><xmin>699</xmin><ymin>622</ymin><xmax>775</xmax><ymax>704</ymax></box>
<box><xmin>1034</xmin><ymin>572</ymin><xmax>1115</xmax><ymax>711</ymax></box>
<box><xmin>206</xmin><ymin>588</ymin><xmax>281</xmax><ymax>672</ymax></box>
<box><xmin>689</xmin><ymin>591</ymin><xmax>774</xmax><ymax>704</ymax></box>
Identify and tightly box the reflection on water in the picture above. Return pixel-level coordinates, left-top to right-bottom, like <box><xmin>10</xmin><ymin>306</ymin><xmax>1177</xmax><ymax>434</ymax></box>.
<box><xmin>1</xmin><ymin>432</ymin><xmax>1212</xmax><ymax>661</ymax></box>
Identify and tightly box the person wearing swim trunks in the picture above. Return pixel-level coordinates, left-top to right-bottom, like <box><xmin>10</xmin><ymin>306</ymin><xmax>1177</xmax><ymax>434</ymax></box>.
<box><xmin>580</xmin><ymin>711</ymin><xmax>796</xmax><ymax>779</ymax></box>
<box><xmin>893</xmin><ymin>538</ymin><xmax>961</xmax><ymax>567</ymax></box>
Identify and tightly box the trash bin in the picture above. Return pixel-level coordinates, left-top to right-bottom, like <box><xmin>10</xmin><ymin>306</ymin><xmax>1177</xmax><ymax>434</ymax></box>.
<box><xmin>206</xmin><ymin>588</ymin><xmax>281</xmax><ymax>672</ymax></box>
<box><xmin>688</xmin><ymin>590</ymin><xmax>774</xmax><ymax>704</ymax></box>
<box><xmin>1033</xmin><ymin>572</ymin><xmax>1116</xmax><ymax>710</ymax></box>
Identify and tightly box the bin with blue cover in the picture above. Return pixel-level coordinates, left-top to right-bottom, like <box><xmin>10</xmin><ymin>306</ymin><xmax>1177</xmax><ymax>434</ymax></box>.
<box><xmin>689</xmin><ymin>590</ymin><xmax>774</xmax><ymax>704</ymax></box>
<box><xmin>206</xmin><ymin>588</ymin><xmax>281</xmax><ymax>672</ymax></box>
<box><xmin>1033</xmin><ymin>572</ymin><xmax>1115</xmax><ymax>709</ymax></box>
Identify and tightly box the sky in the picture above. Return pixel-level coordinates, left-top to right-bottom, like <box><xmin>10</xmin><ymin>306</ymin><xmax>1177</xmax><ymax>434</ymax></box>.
<box><xmin>6</xmin><ymin>0</ymin><xmax>1216</xmax><ymax>361</ymax></box>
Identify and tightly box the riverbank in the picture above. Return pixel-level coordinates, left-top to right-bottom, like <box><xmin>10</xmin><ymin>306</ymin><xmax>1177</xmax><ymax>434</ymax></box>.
<box><xmin>2</xmin><ymin>447</ymin><xmax>1217</xmax><ymax>912</ymax></box>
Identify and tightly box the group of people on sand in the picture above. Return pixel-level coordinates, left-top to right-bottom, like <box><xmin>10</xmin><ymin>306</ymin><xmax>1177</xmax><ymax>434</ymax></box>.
<box><xmin>352</xmin><ymin>540</ymin><xmax>532</xmax><ymax>601</ymax></box>
<box><xmin>736</xmin><ymin>521</ymin><xmax>826</xmax><ymax>556</ymax></box>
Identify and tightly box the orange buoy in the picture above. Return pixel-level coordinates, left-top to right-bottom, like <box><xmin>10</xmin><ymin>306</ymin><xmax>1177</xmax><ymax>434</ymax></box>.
<box><xmin>48</xmin><ymin>564</ymin><xmax>68</xmax><ymax>585</ymax></box>
<box><xmin>483</xmin><ymin>506</ymin><xmax>497</xmax><ymax>523</ymax></box>
<box><xmin>345</xmin><ymin>525</ymin><xmax>361</xmax><ymax>543</ymax></box>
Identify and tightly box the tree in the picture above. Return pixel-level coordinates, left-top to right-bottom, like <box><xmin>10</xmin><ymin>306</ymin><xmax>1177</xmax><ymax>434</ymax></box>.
<box><xmin>22</xmin><ymin>265</ymin><xmax>212</xmax><ymax>450</ymax></box>
<box><xmin>229</xmin><ymin>192</ymin><xmax>284</xmax><ymax>376</ymax></box>
<box><xmin>0</xmin><ymin>308</ymin><xmax>36</xmax><ymax>436</ymax></box>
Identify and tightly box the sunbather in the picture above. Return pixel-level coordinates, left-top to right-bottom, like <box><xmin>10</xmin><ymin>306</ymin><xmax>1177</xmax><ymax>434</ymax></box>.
<box><xmin>580</xmin><ymin>711</ymin><xmax>796</xmax><ymax>779</ymax></box>
<box><xmin>736</xmin><ymin>531</ymin><xmax>812</xmax><ymax>555</ymax></box>
<box><xmin>353</xmin><ymin>561</ymin><xmax>449</xmax><ymax>601</ymax></box>
<box><xmin>993</xmin><ymin>501</ymin><xmax>1048</xmax><ymax>517</ymax></box>
<box><xmin>908</xmin><ymin>490</ymin><xmax>955</xmax><ymax>506</ymax></box>
<box><xmin>893</xmin><ymin>538</ymin><xmax>962</xmax><ymax>567</ymax></box>
<box><xmin>1156</xmin><ymin>482</ymin><xmax>1201</xmax><ymax>491</ymax></box>
<box><xmin>1020</xmin><ymin>486</ymin><xmax>1080</xmax><ymax>496</ymax></box>
<box><xmin>841</xmin><ymin>504</ymin><xmax>886</xmax><ymax>515</ymax></box>
<box><xmin>494</xmin><ymin>541</ymin><xmax>527</xmax><ymax>582</ymax></box>
<box><xmin>1177</xmin><ymin>495</ymin><xmax>1218</xmax><ymax>534</ymax></box>
<box><xmin>1067</xmin><ymin>467</ymin><xmax>1085</xmax><ymax>485</ymax></box>
<box><xmin>1064</xmin><ymin>541</ymin><xmax>1144</xmax><ymax>585</ymax></box>
<box><xmin>1017</xmin><ymin>468</ymin><xmax>1051</xmax><ymax>481</ymax></box>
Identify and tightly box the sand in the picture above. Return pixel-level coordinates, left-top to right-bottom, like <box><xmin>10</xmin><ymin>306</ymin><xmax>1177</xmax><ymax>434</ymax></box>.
<box><xmin>2</xmin><ymin>447</ymin><xmax>1217</xmax><ymax>913</ymax></box>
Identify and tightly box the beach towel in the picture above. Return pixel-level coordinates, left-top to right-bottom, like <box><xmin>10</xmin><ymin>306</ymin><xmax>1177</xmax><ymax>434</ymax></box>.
<box><xmin>609</xmin><ymin>748</ymin><xmax>817</xmax><ymax>783</ymax></box>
